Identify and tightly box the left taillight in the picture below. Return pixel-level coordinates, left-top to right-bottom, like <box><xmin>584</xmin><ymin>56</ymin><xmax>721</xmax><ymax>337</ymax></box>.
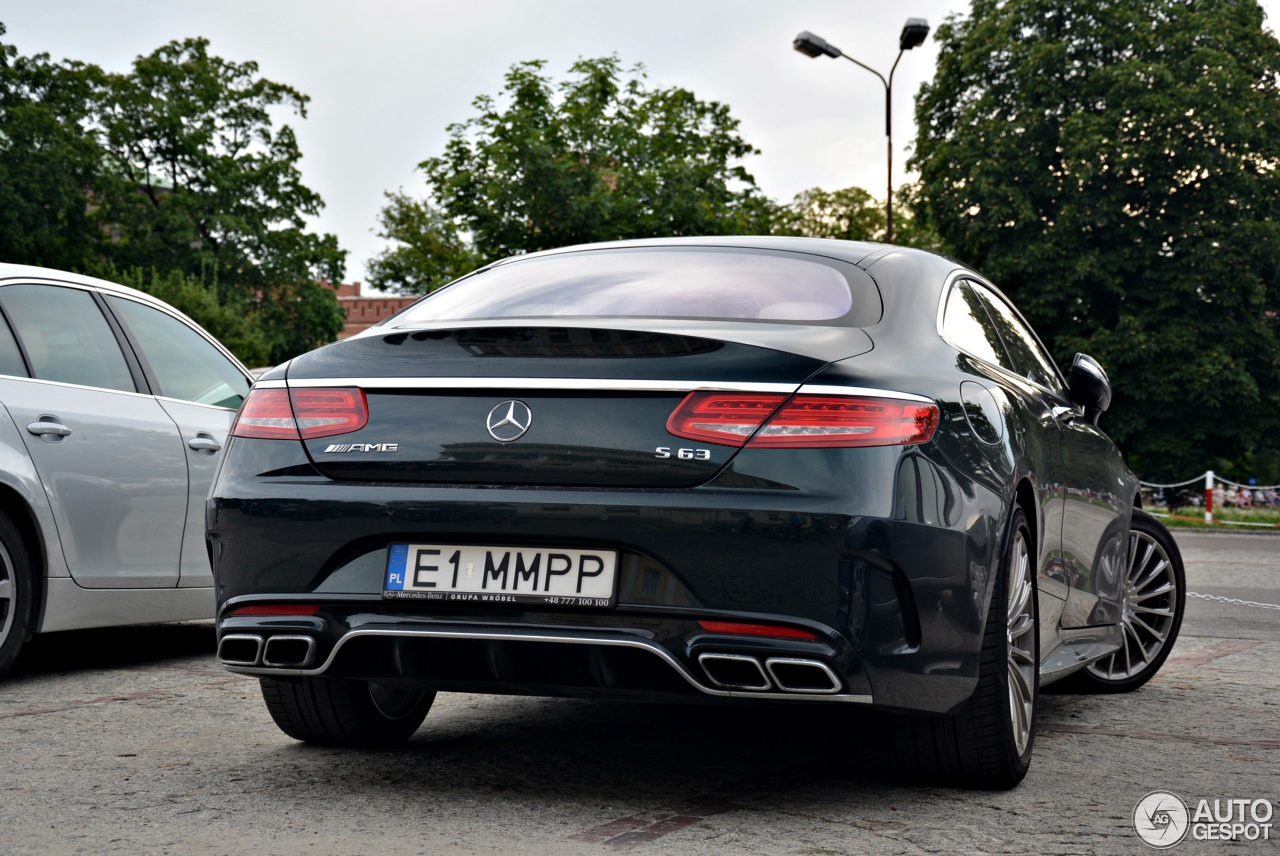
<box><xmin>666</xmin><ymin>391</ymin><xmax>938</xmax><ymax>449</ymax></box>
<box><xmin>231</xmin><ymin>387</ymin><xmax>368</xmax><ymax>440</ymax></box>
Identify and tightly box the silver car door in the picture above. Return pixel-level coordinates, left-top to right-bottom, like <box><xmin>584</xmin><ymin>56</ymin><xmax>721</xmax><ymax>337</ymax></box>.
<box><xmin>104</xmin><ymin>295</ymin><xmax>252</xmax><ymax>588</ymax></box>
<box><xmin>0</xmin><ymin>283</ymin><xmax>187</xmax><ymax>588</ymax></box>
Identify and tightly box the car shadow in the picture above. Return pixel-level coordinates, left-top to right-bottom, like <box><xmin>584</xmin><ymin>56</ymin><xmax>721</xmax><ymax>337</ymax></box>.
<box><xmin>9</xmin><ymin>622</ymin><xmax>216</xmax><ymax>677</ymax></box>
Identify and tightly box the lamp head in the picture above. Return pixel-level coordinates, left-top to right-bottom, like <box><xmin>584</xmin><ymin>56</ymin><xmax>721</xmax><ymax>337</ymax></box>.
<box><xmin>793</xmin><ymin>31</ymin><xmax>842</xmax><ymax>59</ymax></box>
<box><xmin>900</xmin><ymin>18</ymin><xmax>930</xmax><ymax>50</ymax></box>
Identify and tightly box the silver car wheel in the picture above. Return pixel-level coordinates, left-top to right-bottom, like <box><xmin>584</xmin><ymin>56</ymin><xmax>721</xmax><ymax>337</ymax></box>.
<box><xmin>0</xmin><ymin>541</ymin><xmax>15</xmax><ymax>647</ymax></box>
<box><xmin>1086</xmin><ymin>529</ymin><xmax>1178</xmax><ymax>682</ymax></box>
<box><xmin>1006</xmin><ymin>530</ymin><xmax>1036</xmax><ymax>756</ymax></box>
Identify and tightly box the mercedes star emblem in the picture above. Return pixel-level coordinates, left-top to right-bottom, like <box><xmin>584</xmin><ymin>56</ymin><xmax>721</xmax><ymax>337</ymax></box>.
<box><xmin>486</xmin><ymin>400</ymin><xmax>533</xmax><ymax>443</ymax></box>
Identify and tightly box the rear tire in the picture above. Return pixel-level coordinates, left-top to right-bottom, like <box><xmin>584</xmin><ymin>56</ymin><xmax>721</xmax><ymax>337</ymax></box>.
<box><xmin>259</xmin><ymin>676</ymin><xmax>435</xmax><ymax>747</ymax></box>
<box><xmin>898</xmin><ymin>507</ymin><xmax>1038</xmax><ymax>789</ymax></box>
<box><xmin>0</xmin><ymin>511</ymin><xmax>33</xmax><ymax>682</ymax></box>
<box><xmin>1062</xmin><ymin>508</ymin><xmax>1185</xmax><ymax>693</ymax></box>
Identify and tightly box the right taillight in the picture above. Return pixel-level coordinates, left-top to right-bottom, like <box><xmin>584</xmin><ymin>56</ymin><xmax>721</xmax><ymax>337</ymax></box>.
<box><xmin>666</xmin><ymin>391</ymin><xmax>938</xmax><ymax>449</ymax></box>
<box><xmin>231</xmin><ymin>387</ymin><xmax>368</xmax><ymax>440</ymax></box>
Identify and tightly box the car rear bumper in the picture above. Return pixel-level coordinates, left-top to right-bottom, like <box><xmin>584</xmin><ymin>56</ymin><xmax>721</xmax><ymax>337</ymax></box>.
<box><xmin>208</xmin><ymin>438</ymin><xmax>1006</xmax><ymax>715</ymax></box>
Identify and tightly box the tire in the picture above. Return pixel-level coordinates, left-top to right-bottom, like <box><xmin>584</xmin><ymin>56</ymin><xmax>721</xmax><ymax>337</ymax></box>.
<box><xmin>259</xmin><ymin>676</ymin><xmax>435</xmax><ymax>747</ymax></box>
<box><xmin>897</xmin><ymin>507</ymin><xmax>1039</xmax><ymax>789</ymax></box>
<box><xmin>0</xmin><ymin>511</ymin><xmax>34</xmax><ymax>682</ymax></box>
<box><xmin>1064</xmin><ymin>508</ymin><xmax>1185</xmax><ymax>693</ymax></box>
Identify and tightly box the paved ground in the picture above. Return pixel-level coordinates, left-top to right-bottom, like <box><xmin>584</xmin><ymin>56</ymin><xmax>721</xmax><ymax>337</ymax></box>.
<box><xmin>1</xmin><ymin>530</ymin><xmax>1276</xmax><ymax>855</ymax></box>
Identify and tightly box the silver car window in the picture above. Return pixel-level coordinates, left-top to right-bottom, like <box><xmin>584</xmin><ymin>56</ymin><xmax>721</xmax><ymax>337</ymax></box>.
<box><xmin>0</xmin><ymin>311</ymin><xmax>29</xmax><ymax>378</ymax></box>
<box><xmin>108</xmin><ymin>296</ymin><xmax>250</xmax><ymax>409</ymax></box>
<box><xmin>970</xmin><ymin>282</ymin><xmax>1067</xmax><ymax>396</ymax></box>
<box><xmin>0</xmin><ymin>285</ymin><xmax>135</xmax><ymax>392</ymax></box>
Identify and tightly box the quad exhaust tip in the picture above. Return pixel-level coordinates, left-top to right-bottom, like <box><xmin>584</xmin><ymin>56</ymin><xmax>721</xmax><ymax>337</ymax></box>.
<box><xmin>698</xmin><ymin>653</ymin><xmax>843</xmax><ymax>694</ymax></box>
<box><xmin>698</xmin><ymin>653</ymin><xmax>772</xmax><ymax>691</ymax></box>
<box><xmin>765</xmin><ymin>657</ymin><xmax>842</xmax><ymax>694</ymax></box>
<box><xmin>262</xmin><ymin>635</ymin><xmax>315</xmax><ymax>668</ymax></box>
<box><xmin>218</xmin><ymin>634</ymin><xmax>316</xmax><ymax>668</ymax></box>
<box><xmin>218</xmin><ymin>634</ymin><xmax>264</xmax><ymax>667</ymax></box>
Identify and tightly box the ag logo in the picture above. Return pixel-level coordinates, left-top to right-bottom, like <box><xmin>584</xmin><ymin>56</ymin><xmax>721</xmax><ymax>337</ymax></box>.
<box><xmin>486</xmin><ymin>400</ymin><xmax>532</xmax><ymax>443</ymax></box>
<box><xmin>1134</xmin><ymin>791</ymin><xmax>1190</xmax><ymax>848</ymax></box>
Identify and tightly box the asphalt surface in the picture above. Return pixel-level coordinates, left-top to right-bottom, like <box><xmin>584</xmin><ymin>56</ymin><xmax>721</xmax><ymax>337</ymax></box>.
<box><xmin>1</xmin><ymin>530</ymin><xmax>1276</xmax><ymax>855</ymax></box>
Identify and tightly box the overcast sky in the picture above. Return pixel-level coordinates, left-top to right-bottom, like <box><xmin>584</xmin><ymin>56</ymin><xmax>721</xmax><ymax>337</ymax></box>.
<box><xmin>5</xmin><ymin>1</ymin><xmax>1279</xmax><ymax>286</ymax></box>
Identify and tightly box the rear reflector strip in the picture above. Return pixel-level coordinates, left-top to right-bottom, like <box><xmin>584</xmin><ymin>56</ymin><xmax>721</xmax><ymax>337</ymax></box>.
<box><xmin>667</xmin><ymin>391</ymin><xmax>938</xmax><ymax>448</ymax></box>
<box><xmin>231</xmin><ymin>387</ymin><xmax>369</xmax><ymax>441</ymax></box>
<box><xmin>229</xmin><ymin>604</ymin><xmax>323</xmax><ymax>616</ymax></box>
<box><xmin>698</xmin><ymin>620</ymin><xmax>819</xmax><ymax>640</ymax></box>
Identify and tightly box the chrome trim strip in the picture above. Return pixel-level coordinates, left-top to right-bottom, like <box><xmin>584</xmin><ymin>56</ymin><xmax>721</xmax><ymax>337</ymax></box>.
<box><xmin>764</xmin><ymin>657</ymin><xmax>843</xmax><ymax>694</ymax></box>
<box><xmin>262</xmin><ymin>635</ymin><xmax>316</xmax><ymax>668</ymax></box>
<box><xmin>222</xmin><ymin>627</ymin><xmax>874</xmax><ymax>704</ymax></box>
<box><xmin>698</xmin><ymin>653</ymin><xmax>772</xmax><ymax>691</ymax></box>
<box><xmin>272</xmin><ymin>376</ymin><xmax>932</xmax><ymax>402</ymax></box>
<box><xmin>795</xmin><ymin>385</ymin><xmax>934</xmax><ymax>404</ymax></box>
<box><xmin>284</xmin><ymin>377</ymin><xmax>803</xmax><ymax>393</ymax></box>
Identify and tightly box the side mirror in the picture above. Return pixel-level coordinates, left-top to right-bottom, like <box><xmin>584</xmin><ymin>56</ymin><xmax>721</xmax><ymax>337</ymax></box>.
<box><xmin>1070</xmin><ymin>353</ymin><xmax>1111</xmax><ymax>426</ymax></box>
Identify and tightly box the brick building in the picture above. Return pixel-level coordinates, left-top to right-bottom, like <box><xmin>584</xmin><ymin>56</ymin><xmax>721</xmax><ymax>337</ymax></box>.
<box><xmin>335</xmin><ymin>282</ymin><xmax>418</xmax><ymax>339</ymax></box>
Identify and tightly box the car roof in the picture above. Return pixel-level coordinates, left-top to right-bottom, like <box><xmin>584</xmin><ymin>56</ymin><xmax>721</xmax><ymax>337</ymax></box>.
<box><xmin>0</xmin><ymin>263</ymin><xmax>187</xmax><ymax>315</ymax></box>
<box><xmin>490</xmin><ymin>236</ymin><xmax>901</xmax><ymax>269</ymax></box>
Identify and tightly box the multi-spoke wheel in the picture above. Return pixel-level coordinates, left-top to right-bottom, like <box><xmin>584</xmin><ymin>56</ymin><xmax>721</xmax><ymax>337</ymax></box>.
<box><xmin>0</xmin><ymin>511</ymin><xmax>33</xmax><ymax>682</ymax></box>
<box><xmin>1075</xmin><ymin>508</ymin><xmax>1185</xmax><ymax>693</ymax></box>
<box><xmin>897</xmin><ymin>507</ymin><xmax>1038</xmax><ymax>789</ymax></box>
<box><xmin>1006</xmin><ymin>528</ymin><xmax>1037</xmax><ymax>757</ymax></box>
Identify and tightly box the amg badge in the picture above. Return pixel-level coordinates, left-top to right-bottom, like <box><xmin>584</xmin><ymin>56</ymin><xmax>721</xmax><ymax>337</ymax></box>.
<box><xmin>323</xmin><ymin>443</ymin><xmax>399</xmax><ymax>453</ymax></box>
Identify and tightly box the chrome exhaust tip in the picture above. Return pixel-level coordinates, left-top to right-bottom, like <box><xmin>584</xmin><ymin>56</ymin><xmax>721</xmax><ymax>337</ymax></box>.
<box><xmin>219</xmin><ymin>634</ymin><xmax>264</xmax><ymax>667</ymax></box>
<box><xmin>765</xmin><ymin>658</ymin><xmax>842</xmax><ymax>694</ymax></box>
<box><xmin>262</xmin><ymin>635</ymin><xmax>316</xmax><ymax>668</ymax></box>
<box><xmin>698</xmin><ymin>653</ymin><xmax>771</xmax><ymax>691</ymax></box>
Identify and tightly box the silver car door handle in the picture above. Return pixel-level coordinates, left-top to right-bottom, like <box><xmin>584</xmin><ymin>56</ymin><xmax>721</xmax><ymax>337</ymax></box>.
<box><xmin>188</xmin><ymin>435</ymin><xmax>223</xmax><ymax>453</ymax></box>
<box><xmin>1051</xmin><ymin>405</ymin><xmax>1077</xmax><ymax>424</ymax></box>
<box><xmin>27</xmin><ymin>421</ymin><xmax>72</xmax><ymax>438</ymax></box>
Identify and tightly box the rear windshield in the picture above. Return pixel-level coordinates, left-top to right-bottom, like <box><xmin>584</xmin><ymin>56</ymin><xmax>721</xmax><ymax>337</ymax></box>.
<box><xmin>392</xmin><ymin>247</ymin><xmax>880</xmax><ymax>326</ymax></box>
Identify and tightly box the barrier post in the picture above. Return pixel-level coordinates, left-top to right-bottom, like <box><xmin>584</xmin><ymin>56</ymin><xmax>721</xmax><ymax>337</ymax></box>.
<box><xmin>1205</xmin><ymin>470</ymin><xmax>1214</xmax><ymax>525</ymax></box>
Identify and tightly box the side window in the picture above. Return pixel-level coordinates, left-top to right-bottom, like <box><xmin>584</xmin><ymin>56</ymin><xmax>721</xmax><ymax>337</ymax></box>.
<box><xmin>0</xmin><ymin>285</ymin><xmax>135</xmax><ymax>392</ymax></box>
<box><xmin>940</xmin><ymin>282</ymin><xmax>1010</xmax><ymax>369</ymax></box>
<box><xmin>0</xmin><ymin>311</ymin><xmax>30</xmax><ymax>378</ymax></box>
<box><xmin>108</xmin><ymin>297</ymin><xmax>250</xmax><ymax>409</ymax></box>
<box><xmin>971</xmin><ymin>283</ymin><xmax>1066</xmax><ymax>394</ymax></box>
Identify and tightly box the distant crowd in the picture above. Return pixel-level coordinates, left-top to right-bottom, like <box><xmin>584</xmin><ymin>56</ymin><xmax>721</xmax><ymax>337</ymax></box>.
<box><xmin>1210</xmin><ymin>485</ymin><xmax>1280</xmax><ymax>509</ymax></box>
<box><xmin>1148</xmin><ymin>483</ymin><xmax>1280</xmax><ymax>510</ymax></box>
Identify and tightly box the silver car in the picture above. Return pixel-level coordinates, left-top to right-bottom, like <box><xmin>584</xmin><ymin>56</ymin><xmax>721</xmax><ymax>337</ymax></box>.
<box><xmin>0</xmin><ymin>264</ymin><xmax>253</xmax><ymax>679</ymax></box>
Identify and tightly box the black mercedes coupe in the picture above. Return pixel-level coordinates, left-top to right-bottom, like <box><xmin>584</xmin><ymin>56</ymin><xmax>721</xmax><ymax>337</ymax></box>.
<box><xmin>207</xmin><ymin>237</ymin><xmax>1185</xmax><ymax>788</ymax></box>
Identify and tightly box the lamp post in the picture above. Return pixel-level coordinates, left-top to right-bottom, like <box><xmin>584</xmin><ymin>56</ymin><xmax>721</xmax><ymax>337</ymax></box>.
<box><xmin>793</xmin><ymin>19</ymin><xmax>930</xmax><ymax>244</ymax></box>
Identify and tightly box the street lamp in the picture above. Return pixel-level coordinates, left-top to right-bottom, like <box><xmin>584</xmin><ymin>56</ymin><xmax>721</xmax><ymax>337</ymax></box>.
<box><xmin>793</xmin><ymin>18</ymin><xmax>930</xmax><ymax>244</ymax></box>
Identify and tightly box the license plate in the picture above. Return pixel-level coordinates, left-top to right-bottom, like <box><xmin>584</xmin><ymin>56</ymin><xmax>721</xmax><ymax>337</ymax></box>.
<box><xmin>384</xmin><ymin>543</ymin><xmax>617</xmax><ymax>607</ymax></box>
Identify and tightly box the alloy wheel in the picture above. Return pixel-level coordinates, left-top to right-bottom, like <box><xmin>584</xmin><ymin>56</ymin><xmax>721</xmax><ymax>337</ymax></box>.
<box><xmin>1006</xmin><ymin>530</ymin><xmax>1037</xmax><ymax>756</ymax></box>
<box><xmin>1086</xmin><ymin>529</ymin><xmax>1179</xmax><ymax>682</ymax></box>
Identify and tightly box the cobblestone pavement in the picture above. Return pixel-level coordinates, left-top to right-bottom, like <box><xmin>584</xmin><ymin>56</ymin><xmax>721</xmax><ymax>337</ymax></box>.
<box><xmin>1</xmin><ymin>531</ymin><xmax>1275</xmax><ymax>855</ymax></box>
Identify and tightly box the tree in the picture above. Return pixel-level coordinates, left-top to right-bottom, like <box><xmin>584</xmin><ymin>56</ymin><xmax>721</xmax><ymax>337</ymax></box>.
<box><xmin>911</xmin><ymin>0</ymin><xmax>1280</xmax><ymax>480</ymax></box>
<box><xmin>772</xmin><ymin>183</ymin><xmax>942</xmax><ymax>250</ymax></box>
<box><xmin>370</xmin><ymin>57</ymin><xmax>771</xmax><ymax>294</ymax></box>
<box><xmin>0</xmin><ymin>24</ymin><xmax>103</xmax><ymax>272</ymax></box>
<box><xmin>92</xmin><ymin>37</ymin><xmax>346</xmax><ymax>362</ymax></box>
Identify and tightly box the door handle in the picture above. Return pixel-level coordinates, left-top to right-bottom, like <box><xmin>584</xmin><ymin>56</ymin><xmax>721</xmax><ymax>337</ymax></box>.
<box><xmin>27</xmin><ymin>420</ymin><xmax>72</xmax><ymax>438</ymax></box>
<box><xmin>187</xmin><ymin>434</ymin><xmax>223</xmax><ymax>454</ymax></box>
<box><xmin>1051</xmin><ymin>405</ymin><xmax>1077</xmax><ymax>425</ymax></box>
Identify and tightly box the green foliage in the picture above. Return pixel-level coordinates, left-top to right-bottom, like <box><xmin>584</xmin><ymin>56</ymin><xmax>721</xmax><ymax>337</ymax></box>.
<box><xmin>371</xmin><ymin>57</ymin><xmax>772</xmax><ymax>294</ymax></box>
<box><xmin>367</xmin><ymin>192</ymin><xmax>483</xmax><ymax>295</ymax></box>
<box><xmin>92</xmin><ymin>264</ymin><xmax>272</xmax><ymax>367</ymax></box>
<box><xmin>0</xmin><ymin>27</ymin><xmax>345</xmax><ymax>364</ymax></box>
<box><xmin>0</xmin><ymin>24</ymin><xmax>104</xmax><ymax>271</ymax></box>
<box><xmin>772</xmin><ymin>182</ymin><xmax>943</xmax><ymax>250</ymax></box>
<box><xmin>911</xmin><ymin>0</ymin><xmax>1280</xmax><ymax>481</ymax></box>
